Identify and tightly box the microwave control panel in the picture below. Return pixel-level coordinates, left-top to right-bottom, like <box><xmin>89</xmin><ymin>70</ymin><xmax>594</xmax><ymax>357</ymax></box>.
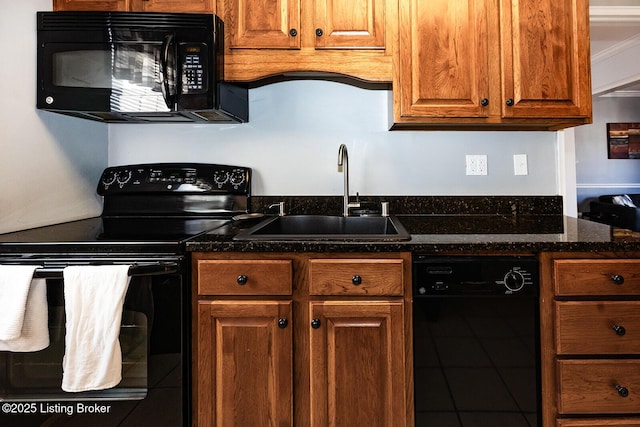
<box><xmin>180</xmin><ymin>43</ymin><xmax>208</xmax><ymax>94</ymax></box>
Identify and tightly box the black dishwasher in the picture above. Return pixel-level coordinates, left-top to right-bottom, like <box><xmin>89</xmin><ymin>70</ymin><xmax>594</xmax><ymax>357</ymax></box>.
<box><xmin>412</xmin><ymin>256</ymin><xmax>540</xmax><ymax>427</ymax></box>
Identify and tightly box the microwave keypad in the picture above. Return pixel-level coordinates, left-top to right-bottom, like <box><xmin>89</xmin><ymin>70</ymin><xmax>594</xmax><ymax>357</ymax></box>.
<box><xmin>182</xmin><ymin>53</ymin><xmax>206</xmax><ymax>93</ymax></box>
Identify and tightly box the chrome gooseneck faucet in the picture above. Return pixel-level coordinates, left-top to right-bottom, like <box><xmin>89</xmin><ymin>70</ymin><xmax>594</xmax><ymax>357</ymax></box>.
<box><xmin>337</xmin><ymin>144</ymin><xmax>360</xmax><ymax>216</ymax></box>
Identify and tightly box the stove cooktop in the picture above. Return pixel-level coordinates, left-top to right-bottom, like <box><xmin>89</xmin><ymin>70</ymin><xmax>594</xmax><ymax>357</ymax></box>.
<box><xmin>0</xmin><ymin>217</ymin><xmax>231</xmax><ymax>255</ymax></box>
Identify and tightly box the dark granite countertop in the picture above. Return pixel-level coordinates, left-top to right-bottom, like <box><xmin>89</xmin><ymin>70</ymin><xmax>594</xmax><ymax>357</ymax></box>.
<box><xmin>186</xmin><ymin>196</ymin><xmax>640</xmax><ymax>254</ymax></box>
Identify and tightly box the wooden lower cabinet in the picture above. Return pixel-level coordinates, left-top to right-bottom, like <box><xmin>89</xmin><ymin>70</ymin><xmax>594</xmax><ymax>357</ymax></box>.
<box><xmin>193</xmin><ymin>252</ymin><xmax>412</xmax><ymax>427</ymax></box>
<box><xmin>197</xmin><ymin>300</ymin><xmax>293</xmax><ymax>427</ymax></box>
<box><xmin>309</xmin><ymin>301</ymin><xmax>405</xmax><ymax>427</ymax></box>
<box><xmin>541</xmin><ymin>253</ymin><xmax>640</xmax><ymax>427</ymax></box>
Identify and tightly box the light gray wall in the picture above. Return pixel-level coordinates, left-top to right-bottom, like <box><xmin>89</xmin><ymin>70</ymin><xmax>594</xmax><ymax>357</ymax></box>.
<box><xmin>575</xmin><ymin>96</ymin><xmax>640</xmax><ymax>212</ymax></box>
<box><xmin>110</xmin><ymin>80</ymin><xmax>559</xmax><ymax>197</ymax></box>
<box><xmin>0</xmin><ymin>1</ymin><xmax>107</xmax><ymax>234</ymax></box>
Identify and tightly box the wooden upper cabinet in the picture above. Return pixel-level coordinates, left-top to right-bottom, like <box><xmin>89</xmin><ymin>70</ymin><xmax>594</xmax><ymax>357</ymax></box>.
<box><xmin>392</xmin><ymin>0</ymin><xmax>592</xmax><ymax>130</ymax></box>
<box><xmin>396</xmin><ymin>0</ymin><xmax>492</xmax><ymax>119</ymax></box>
<box><xmin>314</xmin><ymin>0</ymin><xmax>386</xmax><ymax>49</ymax></box>
<box><xmin>53</xmin><ymin>0</ymin><xmax>130</xmax><ymax>10</ymax></box>
<box><xmin>500</xmin><ymin>0</ymin><xmax>592</xmax><ymax>119</ymax></box>
<box><xmin>225</xmin><ymin>0</ymin><xmax>301</xmax><ymax>49</ymax></box>
<box><xmin>54</xmin><ymin>0</ymin><xmax>214</xmax><ymax>12</ymax></box>
<box><xmin>220</xmin><ymin>0</ymin><xmax>394</xmax><ymax>82</ymax></box>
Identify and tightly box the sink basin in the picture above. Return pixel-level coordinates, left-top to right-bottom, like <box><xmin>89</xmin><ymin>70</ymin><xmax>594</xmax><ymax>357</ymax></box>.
<box><xmin>233</xmin><ymin>215</ymin><xmax>410</xmax><ymax>241</ymax></box>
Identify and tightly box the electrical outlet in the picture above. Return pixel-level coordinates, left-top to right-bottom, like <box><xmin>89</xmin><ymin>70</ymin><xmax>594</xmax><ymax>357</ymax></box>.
<box><xmin>514</xmin><ymin>154</ymin><xmax>528</xmax><ymax>175</ymax></box>
<box><xmin>466</xmin><ymin>155</ymin><xmax>488</xmax><ymax>176</ymax></box>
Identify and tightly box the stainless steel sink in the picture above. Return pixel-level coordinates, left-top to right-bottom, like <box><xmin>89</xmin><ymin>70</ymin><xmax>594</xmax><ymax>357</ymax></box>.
<box><xmin>233</xmin><ymin>215</ymin><xmax>410</xmax><ymax>241</ymax></box>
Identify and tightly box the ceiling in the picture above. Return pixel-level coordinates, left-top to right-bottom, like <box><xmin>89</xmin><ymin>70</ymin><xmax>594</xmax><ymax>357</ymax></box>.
<box><xmin>590</xmin><ymin>5</ymin><xmax>640</xmax><ymax>96</ymax></box>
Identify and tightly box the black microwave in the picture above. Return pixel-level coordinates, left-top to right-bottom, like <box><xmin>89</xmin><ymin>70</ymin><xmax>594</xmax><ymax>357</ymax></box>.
<box><xmin>36</xmin><ymin>11</ymin><xmax>248</xmax><ymax>123</ymax></box>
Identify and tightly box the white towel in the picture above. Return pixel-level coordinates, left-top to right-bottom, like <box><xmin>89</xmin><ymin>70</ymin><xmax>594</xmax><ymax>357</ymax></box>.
<box><xmin>62</xmin><ymin>265</ymin><xmax>131</xmax><ymax>393</ymax></box>
<box><xmin>0</xmin><ymin>265</ymin><xmax>49</xmax><ymax>352</ymax></box>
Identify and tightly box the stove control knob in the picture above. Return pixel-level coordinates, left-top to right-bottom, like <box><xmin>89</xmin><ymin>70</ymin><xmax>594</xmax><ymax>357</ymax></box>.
<box><xmin>116</xmin><ymin>169</ymin><xmax>132</xmax><ymax>188</ymax></box>
<box><xmin>101</xmin><ymin>170</ymin><xmax>117</xmax><ymax>188</ymax></box>
<box><xmin>213</xmin><ymin>170</ymin><xmax>229</xmax><ymax>185</ymax></box>
<box><xmin>230</xmin><ymin>169</ymin><xmax>246</xmax><ymax>186</ymax></box>
<box><xmin>504</xmin><ymin>270</ymin><xmax>525</xmax><ymax>292</ymax></box>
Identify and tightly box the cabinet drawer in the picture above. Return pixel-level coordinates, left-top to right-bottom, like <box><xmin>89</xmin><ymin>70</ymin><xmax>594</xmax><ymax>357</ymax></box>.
<box><xmin>556</xmin><ymin>301</ymin><xmax>640</xmax><ymax>355</ymax></box>
<box><xmin>558</xmin><ymin>359</ymin><xmax>640</xmax><ymax>414</ymax></box>
<box><xmin>309</xmin><ymin>259</ymin><xmax>404</xmax><ymax>296</ymax></box>
<box><xmin>557</xmin><ymin>418</ymin><xmax>640</xmax><ymax>426</ymax></box>
<box><xmin>555</xmin><ymin>260</ymin><xmax>640</xmax><ymax>296</ymax></box>
<box><xmin>198</xmin><ymin>259</ymin><xmax>292</xmax><ymax>295</ymax></box>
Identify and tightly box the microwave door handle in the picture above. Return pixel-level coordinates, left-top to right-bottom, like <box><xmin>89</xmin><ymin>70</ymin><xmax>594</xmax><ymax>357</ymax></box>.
<box><xmin>161</xmin><ymin>34</ymin><xmax>177</xmax><ymax>110</ymax></box>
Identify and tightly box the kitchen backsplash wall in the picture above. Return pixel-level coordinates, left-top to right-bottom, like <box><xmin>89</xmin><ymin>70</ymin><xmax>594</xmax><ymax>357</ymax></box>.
<box><xmin>0</xmin><ymin>1</ymin><xmax>106</xmax><ymax>234</ymax></box>
<box><xmin>109</xmin><ymin>80</ymin><xmax>558</xmax><ymax>196</ymax></box>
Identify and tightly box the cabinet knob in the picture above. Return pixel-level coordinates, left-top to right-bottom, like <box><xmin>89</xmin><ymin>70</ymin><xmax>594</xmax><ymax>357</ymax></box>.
<box><xmin>611</xmin><ymin>274</ymin><xmax>625</xmax><ymax>285</ymax></box>
<box><xmin>505</xmin><ymin>98</ymin><xmax>514</xmax><ymax>107</ymax></box>
<box><xmin>352</xmin><ymin>275</ymin><xmax>362</xmax><ymax>285</ymax></box>
<box><xmin>278</xmin><ymin>318</ymin><xmax>288</xmax><ymax>329</ymax></box>
<box><xmin>315</xmin><ymin>28</ymin><xmax>323</xmax><ymax>37</ymax></box>
<box><xmin>236</xmin><ymin>275</ymin><xmax>248</xmax><ymax>285</ymax></box>
<box><xmin>481</xmin><ymin>98</ymin><xmax>489</xmax><ymax>107</ymax></box>
<box><xmin>613</xmin><ymin>324</ymin><xmax>627</xmax><ymax>336</ymax></box>
<box><xmin>289</xmin><ymin>28</ymin><xmax>298</xmax><ymax>37</ymax></box>
<box><xmin>616</xmin><ymin>384</ymin><xmax>629</xmax><ymax>398</ymax></box>
<box><xmin>311</xmin><ymin>318</ymin><xmax>321</xmax><ymax>329</ymax></box>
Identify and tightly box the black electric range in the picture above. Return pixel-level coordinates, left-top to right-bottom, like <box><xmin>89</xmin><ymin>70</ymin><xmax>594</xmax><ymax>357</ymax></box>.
<box><xmin>0</xmin><ymin>163</ymin><xmax>250</xmax><ymax>427</ymax></box>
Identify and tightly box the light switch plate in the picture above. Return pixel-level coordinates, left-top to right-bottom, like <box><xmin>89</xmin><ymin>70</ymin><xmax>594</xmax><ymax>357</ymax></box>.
<box><xmin>514</xmin><ymin>154</ymin><xmax>528</xmax><ymax>175</ymax></box>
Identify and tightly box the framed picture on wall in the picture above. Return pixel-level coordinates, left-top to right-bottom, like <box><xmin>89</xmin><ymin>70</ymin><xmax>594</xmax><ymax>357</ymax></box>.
<box><xmin>608</xmin><ymin>123</ymin><xmax>640</xmax><ymax>159</ymax></box>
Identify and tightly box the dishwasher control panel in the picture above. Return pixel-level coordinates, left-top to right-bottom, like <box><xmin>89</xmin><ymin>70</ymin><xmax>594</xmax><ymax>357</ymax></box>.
<box><xmin>413</xmin><ymin>256</ymin><xmax>539</xmax><ymax>297</ymax></box>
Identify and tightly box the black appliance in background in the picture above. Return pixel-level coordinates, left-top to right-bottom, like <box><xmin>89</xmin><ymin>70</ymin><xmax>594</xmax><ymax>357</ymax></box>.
<box><xmin>0</xmin><ymin>163</ymin><xmax>251</xmax><ymax>426</ymax></box>
<box><xmin>412</xmin><ymin>256</ymin><xmax>540</xmax><ymax>427</ymax></box>
<box><xmin>37</xmin><ymin>11</ymin><xmax>248</xmax><ymax>123</ymax></box>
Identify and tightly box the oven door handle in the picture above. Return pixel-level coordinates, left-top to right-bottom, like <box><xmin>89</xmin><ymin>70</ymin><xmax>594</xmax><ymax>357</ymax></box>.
<box><xmin>32</xmin><ymin>262</ymin><xmax>180</xmax><ymax>279</ymax></box>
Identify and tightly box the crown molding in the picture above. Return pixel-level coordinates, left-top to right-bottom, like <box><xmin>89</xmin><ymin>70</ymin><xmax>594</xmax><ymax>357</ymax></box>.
<box><xmin>590</xmin><ymin>6</ymin><xmax>640</xmax><ymax>23</ymax></box>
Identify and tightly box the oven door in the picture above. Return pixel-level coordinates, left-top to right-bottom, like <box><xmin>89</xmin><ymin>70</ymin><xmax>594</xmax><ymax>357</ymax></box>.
<box><xmin>0</xmin><ymin>257</ymin><xmax>188</xmax><ymax>426</ymax></box>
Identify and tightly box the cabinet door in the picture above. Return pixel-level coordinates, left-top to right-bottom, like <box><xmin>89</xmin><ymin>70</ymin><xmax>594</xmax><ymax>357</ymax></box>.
<box><xmin>197</xmin><ymin>300</ymin><xmax>292</xmax><ymax>427</ymax></box>
<box><xmin>53</xmin><ymin>0</ymin><xmax>129</xmax><ymax>10</ymax></box>
<box><xmin>314</xmin><ymin>0</ymin><xmax>385</xmax><ymax>49</ymax></box>
<box><xmin>309</xmin><ymin>301</ymin><xmax>406</xmax><ymax>427</ymax></box>
<box><xmin>500</xmin><ymin>0</ymin><xmax>591</xmax><ymax>119</ymax></box>
<box><xmin>223</xmin><ymin>0</ymin><xmax>301</xmax><ymax>49</ymax></box>
<box><xmin>133</xmin><ymin>0</ymin><xmax>214</xmax><ymax>13</ymax></box>
<box><xmin>396</xmin><ymin>0</ymin><xmax>492</xmax><ymax>118</ymax></box>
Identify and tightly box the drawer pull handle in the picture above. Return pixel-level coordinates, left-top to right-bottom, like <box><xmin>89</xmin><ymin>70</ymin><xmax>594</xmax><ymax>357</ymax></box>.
<box><xmin>352</xmin><ymin>275</ymin><xmax>362</xmax><ymax>285</ymax></box>
<box><xmin>611</xmin><ymin>274</ymin><xmax>625</xmax><ymax>285</ymax></box>
<box><xmin>613</xmin><ymin>325</ymin><xmax>627</xmax><ymax>336</ymax></box>
<box><xmin>311</xmin><ymin>318</ymin><xmax>321</xmax><ymax>329</ymax></box>
<box><xmin>616</xmin><ymin>384</ymin><xmax>629</xmax><ymax>398</ymax></box>
<box><xmin>278</xmin><ymin>318</ymin><xmax>288</xmax><ymax>329</ymax></box>
<box><xmin>236</xmin><ymin>275</ymin><xmax>248</xmax><ymax>285</ymax></box>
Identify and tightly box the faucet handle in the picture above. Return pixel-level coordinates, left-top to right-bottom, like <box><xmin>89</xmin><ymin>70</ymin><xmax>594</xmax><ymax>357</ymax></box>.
<box><xmin>381</xmin><ymin>202</ymin><xmax>389</xmax><ymax>217</ymax></box>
